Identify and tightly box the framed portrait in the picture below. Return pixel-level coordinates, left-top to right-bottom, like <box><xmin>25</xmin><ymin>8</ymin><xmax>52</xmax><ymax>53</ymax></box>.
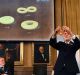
<box><xmin>32</xmin><ymin>41</ymin><xmax>51</xmax><ymax>65</ymax></box>
<box><xmin>0</xmin><ymin>41</ymin><xmax>24</xmax><ymax>65</ymax></box>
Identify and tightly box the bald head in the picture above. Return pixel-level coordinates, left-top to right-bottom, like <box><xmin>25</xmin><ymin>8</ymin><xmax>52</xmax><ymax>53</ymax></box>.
<box><xmin>39</xmin><ymin>46</ymin><xmax>44</xmax><ymax>54</ymax></box>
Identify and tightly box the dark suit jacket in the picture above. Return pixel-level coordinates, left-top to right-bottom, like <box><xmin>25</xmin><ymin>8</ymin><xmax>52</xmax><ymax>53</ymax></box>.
<box><xmin>0</xmin><ymin>59</ymin><xmax>14</xmax><ymax>75</ymax></box>
<box><xmin>5</xmin><ymin>58</ymin><xmax>14</xmax><ymax>75</ymax></box>
<box><xmin>49</xmin><ymin>37</ymin><xmax>80</xmax><ymax>73</ymax></box>
<box><xmin>34</xmin><ymin>52</ymin><xmax>49</xmax><ymax>63</ymax></box>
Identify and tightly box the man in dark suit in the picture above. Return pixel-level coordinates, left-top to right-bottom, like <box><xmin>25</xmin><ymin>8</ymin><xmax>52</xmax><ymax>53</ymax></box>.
<box><xmin>0</xmin><ymin>43</ymin><xmax>14</xmax><ymax>75</ymax></box>
<box><xmin>5</xmin><ymin>51</ymin><xmax>14</xmax><ymax>75</ymax></box>
<box><xmin>0</xmin><ymin>54</ymin><xmax>11</xmax><ymax>75</ymax></box>
<box><xmin>34</xmin><ymin>46</ymin><xmax>49</xmax><ymax>63</ymax></box>
<box><xmin>49</xmin><ymin>26</ymin><xmax>80</xmax><ymax>75</ymax></box>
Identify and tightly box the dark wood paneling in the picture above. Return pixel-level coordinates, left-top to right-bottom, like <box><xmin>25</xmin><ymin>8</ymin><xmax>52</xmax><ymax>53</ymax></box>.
<box><xmin>14</xmin><ymin>67</ymin><xmax>53</xmax><ymax>75</ymax></box>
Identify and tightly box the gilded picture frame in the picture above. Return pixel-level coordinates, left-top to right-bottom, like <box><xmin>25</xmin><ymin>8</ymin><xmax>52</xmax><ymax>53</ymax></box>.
<box><xmin>14</xmin><ymin>42</ymin><xmax>24</xmax><ymax>65</ymax></box>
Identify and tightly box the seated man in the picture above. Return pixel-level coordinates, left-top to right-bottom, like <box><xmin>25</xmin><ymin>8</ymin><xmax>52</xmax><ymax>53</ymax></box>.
<box><xmin>0</xmin><ymin>50</ymin><xmax>14</xmax><ymax>75</ymax></box>
<box><xmin>5</xmin><ymin>51</ymin><xmax>14</xmax><ymax>75</ymax></box>
<box><xmin>0</xmin><ymin>56</ymin><xmax>7</xmax><ymax>75</ymax></box>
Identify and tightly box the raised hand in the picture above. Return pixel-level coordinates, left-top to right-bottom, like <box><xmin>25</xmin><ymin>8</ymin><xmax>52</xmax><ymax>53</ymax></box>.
<box><xmin>51</xmin><ymin>26</ymin><xmax>62</xmax><ymax>38</ymax></box>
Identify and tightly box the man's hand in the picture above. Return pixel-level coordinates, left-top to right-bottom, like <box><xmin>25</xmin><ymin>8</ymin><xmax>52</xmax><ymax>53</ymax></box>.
<box><xmin>51</xmin><ymin>26</ymin><xmax>62</xmax><ymax>38</ymax></box>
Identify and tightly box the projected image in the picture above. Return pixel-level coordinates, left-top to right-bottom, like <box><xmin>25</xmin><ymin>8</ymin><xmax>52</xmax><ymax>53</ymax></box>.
<box><xmin>21</xmin><ymin>20</ymin><xmax>38</xmax><ymax>30</ymax></box>
<box><xmin>0</xmin><ymin>0</ymin><xmax>54</xmax><ymax>41</ymax></box>
<box><xmin>17</xmin><ymin>6</ymin><xmax>37</xmax><ymax>14</ymax></box>
<box><xmin>0</xmin><ymin>16</ymin><xmax>15</xmax><ymax>25</ymax></box>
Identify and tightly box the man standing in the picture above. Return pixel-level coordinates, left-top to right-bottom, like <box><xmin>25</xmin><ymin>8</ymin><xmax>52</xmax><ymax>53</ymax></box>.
<box><xmin>49</xmin><ymin>26</ymin><xmax>80</xmax><ymax>75</ymax></box>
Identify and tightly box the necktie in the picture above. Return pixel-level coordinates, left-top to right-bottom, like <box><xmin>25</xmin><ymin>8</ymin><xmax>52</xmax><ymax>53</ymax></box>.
<box><xmin>42</xmin><ymin>54</ymin><xmax>44</xmax><ymax>59</ymax></box>
<box><xmin>69</xmin><ymin>41</ymin><xmax>73</xmax><ymax>45</ymax></box>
